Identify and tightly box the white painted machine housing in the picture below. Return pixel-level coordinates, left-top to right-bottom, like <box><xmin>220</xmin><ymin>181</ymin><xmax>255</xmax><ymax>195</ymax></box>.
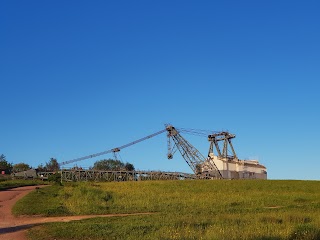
<box><xmin>206</xmin><ymin>153</ymin><xmax>267</xmax><ymax>179</ymax></box>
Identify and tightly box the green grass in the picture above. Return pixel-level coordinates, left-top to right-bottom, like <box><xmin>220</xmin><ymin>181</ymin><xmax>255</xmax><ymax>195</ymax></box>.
<box><xmin>0</xmin><ymin>179</ymin><xmax>47</xmax><ymax>190</ymax></box>
<box><xmin>13</xmin><ymin>180</ymin><xmax>320</xmax><ymax>239</ymax></box>
<box><xmin>0</xmin><ymin>174</ymin><xmax>11</xmax><ymax>182</ymax></box>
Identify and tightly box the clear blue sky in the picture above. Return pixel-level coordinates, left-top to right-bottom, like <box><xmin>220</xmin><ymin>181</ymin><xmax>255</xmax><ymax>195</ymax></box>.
<box><xmin>1</xmin><ymin>1</ymin><xmax>319</xmax><ymax>180</ymax></box>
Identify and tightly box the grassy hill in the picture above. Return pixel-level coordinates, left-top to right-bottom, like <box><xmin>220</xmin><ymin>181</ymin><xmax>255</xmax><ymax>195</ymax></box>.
<box><xmin>14</xmin><ymin>180</ymin><xmax>320</xmax><ymax>240</ymax></box>
<box><xmin>0</xmin><ymin>179</ymin><xmax>46</xmax><ymax>190</ymax></box>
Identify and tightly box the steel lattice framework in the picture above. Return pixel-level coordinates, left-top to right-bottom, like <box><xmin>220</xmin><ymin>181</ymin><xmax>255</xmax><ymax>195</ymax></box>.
<box><xmin>208</xmin><ymin>132</ymin><xmax>237</xmax><ymax>160</ymax></box>
<box><xmin>39</xmin><ymin>171</ymin><xmax>196</xmax><ymax>182</ymax></box>
<box><xmin>166</xmin><ymin>125</ymin><xmax>222</xmax><ymax>179</ymax></box>
<box><xmin>59</xmin><ymin>129</ymin><xmax>167</xmax><ymax>167</ymax></box>
<box><xmin>55</xmin><ymin>124</ymin><xmax>231</xmax><ymax>181</ymax></box>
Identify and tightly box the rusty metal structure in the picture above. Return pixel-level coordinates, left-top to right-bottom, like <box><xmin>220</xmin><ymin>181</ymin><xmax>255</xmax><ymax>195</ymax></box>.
<box><xmin>35</xmin><ymin>170</ymin><xmax>195</xmax><ymax>181</ymax></box>
<box><xmin>61</xmin><ymin>170</ymin><xmax>195</xmax><ymax>181</ymax></box>
<box><xmin>208</xmin><ymin>132</ymin><xmax>237</xmax><ymax>160</ymax></box>
<box><xmin>54</xmin><ymin>125</ymin><xmax>266</xmax><ymax>182</ymax></box>
<box><xmin>166</xmin><ymin>125</ymin><xmax>222</xmax><ymax>179</ymax></box>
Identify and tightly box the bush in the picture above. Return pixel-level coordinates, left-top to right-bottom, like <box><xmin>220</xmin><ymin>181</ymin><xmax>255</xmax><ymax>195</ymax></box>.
<box><xmin>48</xmin><ymin>173</ymin><xmax>62</xmax><ymax>185</ymax></box>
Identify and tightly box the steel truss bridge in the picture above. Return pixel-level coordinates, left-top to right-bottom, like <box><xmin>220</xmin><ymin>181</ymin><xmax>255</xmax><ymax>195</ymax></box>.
<box><xmin>39</xmin><ymin>170</ymin><xmax>196</xmax><ymax>182</ymax></box>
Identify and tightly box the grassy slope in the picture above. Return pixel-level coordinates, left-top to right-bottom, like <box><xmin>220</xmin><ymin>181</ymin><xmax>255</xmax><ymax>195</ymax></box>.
<box><xmin>13</xmin><ymin>180</ymin><xmax>320</xmax><ymax>240</ymax></box>
<box><xmin>0</xmin><ymin>179</ymin><xmax>46</xmax><ymax>190</ymax></box>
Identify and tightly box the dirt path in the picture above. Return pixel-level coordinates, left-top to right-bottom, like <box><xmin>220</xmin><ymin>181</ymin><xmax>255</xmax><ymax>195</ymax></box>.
<box><xmin>0</xmin><ymin>185</ymin><xmax>152</xmax><ymax>240</ymax></box>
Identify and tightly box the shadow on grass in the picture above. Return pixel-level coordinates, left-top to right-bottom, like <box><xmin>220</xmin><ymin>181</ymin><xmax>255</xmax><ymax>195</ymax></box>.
<box><xmin>250</xmin><ymin>224</ymin><xmax>320</xmax><ymax>240</ymax></box>
<box><xmin>0</xmin><ymin>223</ymin><xmax>41</xmax><ymax>235</ymax></box>
<box><xmin>288</xmin><ymin>224</ymin><xmax>320</xmax><ymax>240</ymax></box>
<box><xmin>253</xmin><ymin>237</ymin><xmax>282</xmax><ymax>240</ymax></box>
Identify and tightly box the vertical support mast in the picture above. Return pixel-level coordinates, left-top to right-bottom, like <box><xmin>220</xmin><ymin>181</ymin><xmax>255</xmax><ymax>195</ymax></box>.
<box><xmin>223</xmin><ymin>139</ymin><xmax>228</xmax><ymax>158</ymax></box>
<box><xmin>227</xmin><ymin>138</ymin><xmax>237</xmax><ymax>160</ymax></box>
<box><xmin>208</xmin><ymin>132</ymin><xmax>237</xmax><ymax>160</ymax></box>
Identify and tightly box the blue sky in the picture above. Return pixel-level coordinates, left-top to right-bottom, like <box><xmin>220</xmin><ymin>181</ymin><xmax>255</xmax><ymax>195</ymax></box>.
<box><xmin>1</xmin><ymin>1</ymin><xmax>319</xmax><ymax>180</ymax></box>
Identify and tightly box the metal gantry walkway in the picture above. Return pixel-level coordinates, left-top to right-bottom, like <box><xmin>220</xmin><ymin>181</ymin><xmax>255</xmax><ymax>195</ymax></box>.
<box><xmin>40</xmin><ymin>170</ymin><xmax>196</xmax><ymax>182</ymax></box>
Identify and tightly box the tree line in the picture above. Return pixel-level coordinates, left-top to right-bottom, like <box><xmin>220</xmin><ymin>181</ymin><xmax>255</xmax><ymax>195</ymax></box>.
<box><xmin>0</xmin><ymin>154</ymin><xmax>135</xmax><ymax>174</ymax></box>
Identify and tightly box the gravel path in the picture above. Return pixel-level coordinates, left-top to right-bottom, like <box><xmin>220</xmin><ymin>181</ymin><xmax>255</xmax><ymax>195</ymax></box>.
<box><xmin>0</xmin><ymin>185</ymin><xmax>152</xmax><ymax>240</ymax></box>
<box><xmin>0</xmin><ymin>186</ymin><xmax>42</xmax><ymax>240</ymax></box>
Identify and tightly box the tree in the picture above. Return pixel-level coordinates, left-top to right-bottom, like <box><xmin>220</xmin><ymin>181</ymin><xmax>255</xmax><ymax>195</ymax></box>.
<box><xmin>93</xmin><ymin>159</ymin><xmax>124</xmax><ymax>170</ymax></box>
<box><xmin>71</xmin><ymin>165</ymin><xmax>83</xmax><ymax>170</ymax></box>
<box><xmin>12</xmin><ymin>163</ymin><xmax>31</xmax><ymax>172</ymax></box>
<box><xmin>0</xmin><ymin>154</ymin><xmax>13</xmax><ymax>174</ymax></box>
<box><xmin>37</xmin><ymin>163</ymin><xmax>46</xmax><ymax>172</ymax></box>
<box><xmin>44</xmin><ymin>158</ymin><xmax>60</xmax><ymax>172</ymax></box>
<box><xmin>92</xmin><ymin>159</ymin><xmax>135</xmax><ymax>171</ymax></box>
<box><xmin>124</xmin><ymin>162</ymin><xmax>135</xmax><ymax>171</ymax></box>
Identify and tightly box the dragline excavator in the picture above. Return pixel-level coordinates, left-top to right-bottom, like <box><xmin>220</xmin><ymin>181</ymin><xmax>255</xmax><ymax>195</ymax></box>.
<box><xmin>58</xmin><ymin>125</ymin><xmax>223</xmax><ymax>179</ymax></box>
